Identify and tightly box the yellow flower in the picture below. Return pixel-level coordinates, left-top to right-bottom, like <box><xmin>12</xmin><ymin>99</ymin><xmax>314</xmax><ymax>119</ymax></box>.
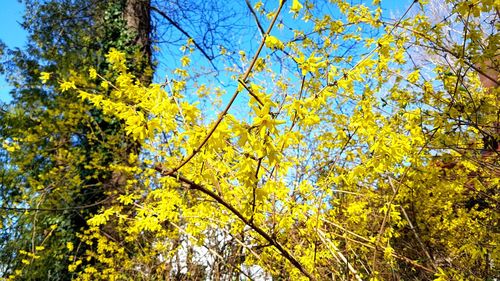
<box><xmin>100</xmin><ymin>81</ymin><xmax>109</xmax><ymax>90</ymax></box>
<box><xmin>180</xmin><ymin>56</ymin><xmax>191</xmax><ymax>67</ymax></box>
<box><xmin>407</xmin><ymin>70</ymin><xmax>420</xmax><ymax>84</ymax></box>
<box><xmin>60</xmin><ymin>81</ymin><xmax>76</xmax><ymax>92</ymax></box>
<box><xmin>68</xmin><ymin>264</ymin><xmax>77</xmax><ymax>272</ymax></box>
<box><xmin>89</xmin><ymin>68</ymin><xmax>97</xmax><ymax>79</ymax></box>
<box><xmin>67</xmin><ymin>242</ymin><xmax>74</xmax><ymax>251</ymax></box>
<box><xmin>105</xmin><ymin>48</ymin><xmax>127</xmax><ymax>70</ymax></box>
<box><xmin>40</xmin><ymin>72</ymin><xmax>51</xmax><ymax>84</ymax></box>
<box><xmin>2</xmin><ymin>140</ymin><xmax>20</xmax><ymax>152</ymax></box>
<box><xmin>265</xmin><ymin>36</ymin><xmax>284</xmax><ymax>50</ymax></box>
<box><xmin>290</xmin><ymin>0</ymin><xmax>303</xmax><ymax>13</ymax></box>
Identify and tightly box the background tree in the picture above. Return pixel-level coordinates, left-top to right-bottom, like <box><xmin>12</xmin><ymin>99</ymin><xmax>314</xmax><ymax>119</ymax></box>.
<box><xmin>1</xmin><ymin>0</ymin><xmax>255</xmax><ymax>279</ymax></box>
<box><xmin>0</xmin><ymin>0</ymin><xmax>152</xmax><ymax>279</ymax></box>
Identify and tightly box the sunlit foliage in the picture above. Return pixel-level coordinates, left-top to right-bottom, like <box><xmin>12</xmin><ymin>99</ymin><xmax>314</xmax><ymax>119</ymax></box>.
<box><xmin>1</xmin><ymin>0</ymin><xmax>498</xmax><ymax>280</ymax></box>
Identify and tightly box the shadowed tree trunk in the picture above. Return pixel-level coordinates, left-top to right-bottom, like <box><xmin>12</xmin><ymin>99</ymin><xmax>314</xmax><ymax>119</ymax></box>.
<box><xmin>124</xmin><ymin>0</ymin><xmax>152</xmax><ymax>83</ymax></box>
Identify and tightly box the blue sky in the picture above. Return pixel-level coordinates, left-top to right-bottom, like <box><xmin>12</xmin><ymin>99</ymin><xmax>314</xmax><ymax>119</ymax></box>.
<box><xmin>0</xmin><ymin>0</ymin><xmax>26</xmax><ymax>103</ymax></box>
<box><xmin>0</xmin><ymin>0</ymin><xmax>412</xmax><ymax>104</ymax></box>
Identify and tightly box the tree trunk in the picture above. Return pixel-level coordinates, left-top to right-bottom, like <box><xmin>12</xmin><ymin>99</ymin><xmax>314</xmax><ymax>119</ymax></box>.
<box><xmin>124</xmin><ymin>0</ymin><xmax>152</xmax><ymax>84</ymax></box>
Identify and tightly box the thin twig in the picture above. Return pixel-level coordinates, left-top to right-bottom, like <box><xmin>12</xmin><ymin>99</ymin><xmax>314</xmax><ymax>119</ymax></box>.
<box><xmin>388</xmin><ymin>177</ymin><xmax>437</xmax><ymax>271</ymax></box>
<box><xmin>151</xmin><ymin>6</ymin><xmax>218</xmax><ymax>71</ymax></box>
<box><xmin>238</xmin><ymin>79</ymin><xmax>264</xmax><ymax>107</ymax></box>
<box><xmin>0</xmin><ymin>197</ymin><xmax>110</xmax><ymax>212</ymax></box>
<box><xmin>162</xmin><ymin>1</ymin><xmax>286</xmax><ymax>177</ymax></box>
<box><xmin>245</xmin><ymin>0</ymin><xmax>265</xmax><ymax>36</ymax></box>
<box><xmin>317</xmin><ymin>229</ymin><xmax>363</xmax><ymax>281</ymax></box>
<box><xmin>154</xmin><ymin>165</ymin><xmax>317</xmax><ymax>281</ymax></box>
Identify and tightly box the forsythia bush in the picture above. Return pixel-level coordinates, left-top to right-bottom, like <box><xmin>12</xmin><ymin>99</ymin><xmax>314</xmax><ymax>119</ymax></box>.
<box><xmin>3</xmin><ymin>0</ymin><xmax>499</xmax><ymax>280</ymax></box>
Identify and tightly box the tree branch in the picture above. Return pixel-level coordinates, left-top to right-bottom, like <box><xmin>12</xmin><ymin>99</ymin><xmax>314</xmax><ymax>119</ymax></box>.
<box><xmin>384</xmin><ymin>21</ymin><xmax>500</xmax><ymax>86</ymax></box>
<box><xmin>0</xmin><ymin>198</ymin><xmax>110</xmax><ymax>212</ymax></box>
<box><xmin>244</xmin><ymin>0</ymin><xmax>265</xmax><ymax>36</ymax></box>
<box><xmin>155</xmin><ymin>165</ymin><xmax>316</xmax><ymax>280</ymax></box>
<box><xmin>163</xmin><ymin>0</ymin><xmax>286</xmax><ymax>177</ymax></box>
<box><xmin>151</xmin><ymin>6</ymin><xmax>218</xmax><ymax>71</ymax></box>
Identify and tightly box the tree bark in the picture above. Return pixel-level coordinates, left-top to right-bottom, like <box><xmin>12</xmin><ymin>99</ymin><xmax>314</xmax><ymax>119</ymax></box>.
<box><xmin>124</xmin><ymin>0</ymin><xmax>152</xmax><ymax>83</ymax></box>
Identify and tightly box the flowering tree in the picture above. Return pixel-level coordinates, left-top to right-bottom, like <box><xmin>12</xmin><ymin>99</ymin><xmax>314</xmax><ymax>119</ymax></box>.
<box><xmin>1</xmin><ymin>0</ymin><xmax>498</xmax><ymax>280</ymax></box>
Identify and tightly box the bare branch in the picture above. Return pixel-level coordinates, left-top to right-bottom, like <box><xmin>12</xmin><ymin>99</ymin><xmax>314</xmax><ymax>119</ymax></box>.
<box><xmin>244</xmin><ymin>0</ymin><xmax>265</xmax><ymax>36</ymax></box>
<box><xmin>151</xmin><ymin>6</ymin><xmax>218</xmax><ymax>71</ymax></box>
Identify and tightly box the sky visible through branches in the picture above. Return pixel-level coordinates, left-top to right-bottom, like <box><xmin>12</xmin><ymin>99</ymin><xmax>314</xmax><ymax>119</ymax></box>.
<box><xmin>0</xmin><ymin>0</ymin><xmax>412</xmax><ymax>104</ymax></box>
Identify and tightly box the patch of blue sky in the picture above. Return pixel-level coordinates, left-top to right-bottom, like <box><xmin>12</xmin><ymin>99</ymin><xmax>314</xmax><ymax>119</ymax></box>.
<box><xmin>0</xmin><ymin>0</ymin><xmax>413</xmax><ymax>117</ymax></box>
<box><xmin>0</xmin><ymin>0</ymin><xmax>27</xmax><ymax>103</ymax></box>
<box><xmin>151</xmin><ymin>1</ymin><xmax>413</xmax><ymax>126</ymax></box>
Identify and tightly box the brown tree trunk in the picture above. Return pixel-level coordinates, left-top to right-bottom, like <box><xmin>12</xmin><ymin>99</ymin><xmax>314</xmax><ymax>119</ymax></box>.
<box><xmin>102</xmin><ymin>0</ymin><xmax>153</xmax><ymax>242</ymax></box>
<box><xmin>124</xmin><ymin>0</ymin><xmax>152</xmax><ymax>84</ymax></box>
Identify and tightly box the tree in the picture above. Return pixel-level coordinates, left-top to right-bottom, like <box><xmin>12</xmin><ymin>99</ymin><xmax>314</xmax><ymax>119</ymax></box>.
<box><xmin>1</xmin><ymin>0</ymin><xmax>499</xmax><ymax>280</ymax></box>
<box><xmin>0</xmin><ymin>0</ymin><xmax>152</xmax><ymax>279</ymax></box>
<box><xmin>1</xmin><ymin>0</ymin><xmax>252</xmax><ymax>279</ymax></box>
